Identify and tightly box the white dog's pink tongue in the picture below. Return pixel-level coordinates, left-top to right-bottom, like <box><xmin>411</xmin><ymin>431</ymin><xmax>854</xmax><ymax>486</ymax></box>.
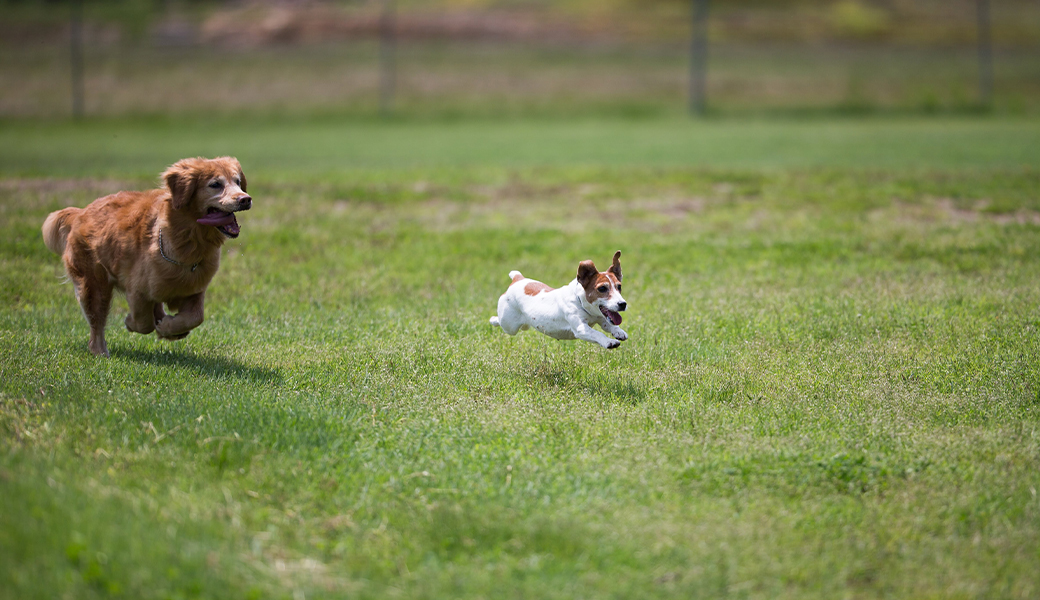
<box><xmin>601</xmin><ymin>307</ymin><xmax>623</xmax><ymax>325</ymax></box>
<box><xmin>197</xmin><ymin>211</ymin><xmax>236</xmax><ymax>226</ymax></box>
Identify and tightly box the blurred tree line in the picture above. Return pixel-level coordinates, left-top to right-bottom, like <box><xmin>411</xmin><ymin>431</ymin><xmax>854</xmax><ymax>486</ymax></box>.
<box><xmin>1</xmin><ymin>0</ymin><xmax>1037</xmax><ymax>48</ymax></box>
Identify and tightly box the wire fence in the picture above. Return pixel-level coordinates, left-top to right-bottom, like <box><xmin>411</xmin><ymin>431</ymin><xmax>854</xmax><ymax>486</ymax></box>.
<box><xmin>1</xmin><ymin>0</ymin><xmax>1037</xmax><ymax>119</ymax></box>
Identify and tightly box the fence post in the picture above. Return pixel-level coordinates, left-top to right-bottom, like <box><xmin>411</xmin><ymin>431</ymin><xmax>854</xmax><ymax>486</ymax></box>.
<box><xmin>380</xmin><ymin>0</ymin><xmax>396</xmax><ymax>115</ymax></box>
<box><xmin>689</xmin><ymin>0</ymin><xmax>709</xmax><ymax>116</ymax></box>
<box><xmin>70</xmin><ymin>0</ymin><xmax>85</xmax><ymax>119</ymax></box>
<box><xmin>976</xmin><ymin>0</ymin><xmax>993</xmax><ymax>107</ymax></box>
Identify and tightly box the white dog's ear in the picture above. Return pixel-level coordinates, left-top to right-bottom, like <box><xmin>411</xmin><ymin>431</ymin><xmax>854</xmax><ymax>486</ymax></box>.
<box><xmin>609</xmin><ymin>251</ymin><xmax>622</xmax><ymax>281</ymax></box>
<box><xmin>162</xmin><ymin>160</ymin><xmax>199</xmax><ymax>211</ymax></box>
<box><xmin>577</xmin><ymin>260</ymin><xmax>598</xmax><ymax>288</ymax></box>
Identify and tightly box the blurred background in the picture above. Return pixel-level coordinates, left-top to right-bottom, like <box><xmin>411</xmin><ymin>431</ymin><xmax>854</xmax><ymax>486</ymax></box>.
<box><xmin>2</xmin><ymin>0</ymin><xmax>1038</xmax><ymax>119</ymax></box>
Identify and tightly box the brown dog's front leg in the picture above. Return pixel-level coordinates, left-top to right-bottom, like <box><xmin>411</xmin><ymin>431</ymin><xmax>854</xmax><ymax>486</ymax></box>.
<box><xmin>153</xmin><ymin>303</ymin><xmax>168</xmax><ymax>325</ymax></box>
<box><xmin>155</xmin><ymin>292</ymin><xmax>205</xmax><ymax>340</ymax></box>
<box><xmin>125</xmin><ymin>294</ymin><xmax>158</xmax><ymax>335</ymax></box>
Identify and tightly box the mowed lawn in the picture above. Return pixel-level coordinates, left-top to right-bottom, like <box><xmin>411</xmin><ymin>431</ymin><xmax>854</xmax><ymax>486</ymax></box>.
<box><xmin>2</xmin><ymin>116</ymin><xmax>1040</xmax><ymax>599</ymax></box>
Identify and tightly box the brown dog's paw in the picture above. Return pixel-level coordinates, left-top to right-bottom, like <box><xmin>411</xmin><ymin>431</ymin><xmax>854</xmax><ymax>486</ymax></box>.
<box><xmin>125</xmin><ymin>315</ymin><xmax>155</xmax><ymax>335</ymax></box>
<box><xmin>155</xmin><ymin>322</ymin><xmax>190</xmax><ymax>340</ymax></box>
<box><xmin>156</xmin><ymin>328</ymin><xmax>191</xmax><ymax>341</ymax></box>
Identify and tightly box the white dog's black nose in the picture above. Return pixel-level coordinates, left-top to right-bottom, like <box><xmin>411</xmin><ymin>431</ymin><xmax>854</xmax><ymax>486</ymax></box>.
<box><xmin>618</xmin><ymin>302</ymin><xmax>627</xmax><ymax>311</ymax></box>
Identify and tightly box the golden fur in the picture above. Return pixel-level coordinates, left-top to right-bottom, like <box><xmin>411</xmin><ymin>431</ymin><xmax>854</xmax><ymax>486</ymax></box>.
<box><xmin>42</xmin><ymin>157</ymin><xmax>251</xmax><ymax>356</ymax></box>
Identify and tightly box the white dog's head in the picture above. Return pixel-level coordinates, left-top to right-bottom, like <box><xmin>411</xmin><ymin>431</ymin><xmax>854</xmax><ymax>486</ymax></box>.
<box><xmin>577</xmin><ymin>251</ymin><xmax>626</xmax><ymax>325</ymax></box>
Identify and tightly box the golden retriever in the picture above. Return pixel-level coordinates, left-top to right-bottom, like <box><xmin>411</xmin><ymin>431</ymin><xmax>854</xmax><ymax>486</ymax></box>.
<box><xmin>42</xmin><ymin>157</ymin><xmax>251</xmax><ymax>357</ymax></box>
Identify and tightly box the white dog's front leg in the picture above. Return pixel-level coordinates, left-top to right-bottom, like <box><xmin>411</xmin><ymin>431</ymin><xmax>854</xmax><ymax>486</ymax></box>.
<box><xmin>572</xmin><ymin>321</ymin><xmax>621</xmax><ymax>349</ymax></box>
<box><xmin>604</xmin><ymin>324</ymin><xmax>628</xmax><ymax>341</ymax></box>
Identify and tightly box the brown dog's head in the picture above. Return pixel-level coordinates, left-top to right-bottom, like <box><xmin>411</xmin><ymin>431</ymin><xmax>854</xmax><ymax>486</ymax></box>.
<box><xmin>163</xmin><ymin>157</ymin><xmax>251</xmax><ymax>239</ymax></box>
<box><xmin>576</xmin><ymin>251</ymin><xmax>626</xmax><ymax>325</ymax></box>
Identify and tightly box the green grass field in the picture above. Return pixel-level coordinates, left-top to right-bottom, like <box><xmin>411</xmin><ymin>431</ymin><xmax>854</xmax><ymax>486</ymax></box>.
<box><xmin>2</xmin><ymin>115</ymin><xmax>1040</xmax><ymax>599</ymax></box>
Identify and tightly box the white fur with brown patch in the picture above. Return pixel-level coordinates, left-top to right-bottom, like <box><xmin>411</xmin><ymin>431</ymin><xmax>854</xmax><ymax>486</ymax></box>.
<box><xmin>489</xmin><ymin>251</ymin><xmax>628</xmax><ymax>349</ymax></box>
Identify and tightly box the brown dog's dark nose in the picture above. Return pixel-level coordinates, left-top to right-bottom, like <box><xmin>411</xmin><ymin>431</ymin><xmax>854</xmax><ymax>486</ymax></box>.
<box><xmin>237</xmin><ymin>195</ymin><xmax>252</xmax><ymax>210</ymax></box>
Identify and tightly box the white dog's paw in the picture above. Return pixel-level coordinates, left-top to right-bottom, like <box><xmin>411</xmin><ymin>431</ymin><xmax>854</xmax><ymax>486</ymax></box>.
<box><xmin>490</xmin><ymin>316</ymin><xmax>501</xmax><ymax>327</ymax></box>
<box><xmin>613</xmin><ymin>328</ymin><xmax>628</xmax><ymax>341</ymax></box>
<box><xmin>603</xmin><ymin>339</ymin><xmax>621</xmax><ymax>349</ymax></box>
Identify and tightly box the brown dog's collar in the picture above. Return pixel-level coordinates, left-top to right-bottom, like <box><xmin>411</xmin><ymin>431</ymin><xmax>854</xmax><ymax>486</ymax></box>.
<box><xmin>158</xmin><ymin>228</ymin><xmax>199</xmax><ymax>272</ymax></box>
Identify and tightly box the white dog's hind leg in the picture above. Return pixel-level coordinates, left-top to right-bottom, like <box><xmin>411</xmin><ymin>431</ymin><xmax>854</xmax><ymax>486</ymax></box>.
<box><xmin>490</xmin><ymin>316</ymin><xmax>501</xmax><ymax>327</ymax></box>
<box><xmin>495</xmin><ymin>310</ymin><xmax>526</xmax><ymax>336</ymax></box>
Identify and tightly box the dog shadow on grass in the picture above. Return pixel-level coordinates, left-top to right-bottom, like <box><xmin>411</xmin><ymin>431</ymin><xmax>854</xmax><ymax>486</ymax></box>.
<box><xmin>524</xmin><ymin>360</ymin><xmax>648</xmax><ymax>405</ymax></box>
<box><xmin>114</xmin><ymin>346</ymin><xmax>283</xmax><ymax>385</ymax></box>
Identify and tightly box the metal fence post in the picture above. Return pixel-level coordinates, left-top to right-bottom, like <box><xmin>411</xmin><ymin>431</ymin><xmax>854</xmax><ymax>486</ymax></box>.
<box><xmin>976</xmin><ymin>0</ymin><xmax>993</xmax><ymax>107</ymax></box>
<box><xmin>689</xmin><ymin>0</ymin><xmax>709</xmax><ymax>116</ymax></box>
<box><xmin>380</xmin><ymin>0</ymin><xmax>397</xmax><ymax>115</ymax></box>
<box><xmin>70</xmin><ymin>0</ymin><xmax>85</xmax><ymax>118</ymax></box>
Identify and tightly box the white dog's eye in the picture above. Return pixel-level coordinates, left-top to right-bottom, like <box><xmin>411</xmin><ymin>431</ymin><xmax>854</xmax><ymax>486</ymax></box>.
<box><xmin>617</xmin><ymin>285</ymin><xmax>622</xmax><ymax>292</ymax></box>
<box><xmin>597</xmin><ymin>285</ymin><xmax>608</xmax><ymax>293</ymax></box>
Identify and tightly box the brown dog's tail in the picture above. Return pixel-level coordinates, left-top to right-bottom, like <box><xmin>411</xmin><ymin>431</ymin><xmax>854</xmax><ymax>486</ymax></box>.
<box><xmin>42</xmin><ymin>207</ymin><xmax>81</xmax><ymax>255</ymax></box>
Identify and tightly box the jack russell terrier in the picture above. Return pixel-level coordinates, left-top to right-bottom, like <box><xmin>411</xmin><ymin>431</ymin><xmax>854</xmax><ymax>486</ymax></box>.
<box><xmin>490</xmin><ymin>251</ymin><xmax>628</xmax><ymax>349</ymax></box>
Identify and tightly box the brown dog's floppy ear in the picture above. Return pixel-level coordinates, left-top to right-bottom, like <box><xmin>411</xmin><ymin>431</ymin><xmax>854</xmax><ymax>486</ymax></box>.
<box><xmin>162</xmin><ymin>160</ymin><xmax>198</xmax><ymax>211</ymax></box>
<box><xmin>577</xmin><ymin>260</ymin><xmax>598</xmax><ymax>288</ymax></box>
<box><xmin>609</xmin><ymin>251</ymin><xmax>622</xmax><ymax>281</ymax></box>
<box><xmin>239</xmin><ymin>170</ymin><xmax>247</xmax><ymax>192</ymax></box>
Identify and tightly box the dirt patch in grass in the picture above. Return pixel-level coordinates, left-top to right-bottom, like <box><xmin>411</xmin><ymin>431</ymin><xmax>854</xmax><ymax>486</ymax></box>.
<box><xmin>887</xmin><ymin>198</ymin><xmax>1040</xmax><ymax>227</ymax></box>
<box><xmin>0</xmin><ymin>178</ymin><xmax>143</xmax><ymax>214</ymax></box>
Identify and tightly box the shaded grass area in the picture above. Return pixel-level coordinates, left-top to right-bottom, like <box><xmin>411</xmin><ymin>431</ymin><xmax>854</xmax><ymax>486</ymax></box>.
<box><xmin>3</xmin><ymin>116</ymin><xmax>1040</xmax><ymax>180</ymax></box>
<box><xmin>2</xmin><ymin>118</ymin><xmax>1040</xmax><ymax>598</ymax></box>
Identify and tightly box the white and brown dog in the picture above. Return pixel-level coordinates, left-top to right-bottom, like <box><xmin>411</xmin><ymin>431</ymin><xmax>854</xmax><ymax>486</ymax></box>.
<box><xmin>490</xmin><ymin>251</ymin><xmax>628</xmax><ymax>349</ymax></box>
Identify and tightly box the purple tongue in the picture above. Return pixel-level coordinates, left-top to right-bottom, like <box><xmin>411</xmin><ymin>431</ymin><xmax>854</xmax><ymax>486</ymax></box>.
<box><xmin>197</xmin><ymin>211</ymin><xmax>236</xmax><ymax>226</ymax></box>
<box><xmin>222</xmin><ymin>219</ymin><xmax>241</xmax><ymax>236</ymax></box>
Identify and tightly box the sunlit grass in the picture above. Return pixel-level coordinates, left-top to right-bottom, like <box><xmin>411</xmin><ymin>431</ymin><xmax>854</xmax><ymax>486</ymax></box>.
<box><xmin>2</xmin><ymin>118</ymin><xmax>1040</xmax><ymax>599</ymax></box>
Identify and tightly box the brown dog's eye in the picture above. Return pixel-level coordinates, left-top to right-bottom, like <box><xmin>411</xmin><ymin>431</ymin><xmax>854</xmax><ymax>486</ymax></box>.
<box><xmin>208</xmin><ymin>181</ymin><xmax>223</xmax><ymax>189</ymax></box>
<box><xmin>597</xmin><ymin>285</ymin><xmax>608</xmax><ymax>293</ymax></box>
